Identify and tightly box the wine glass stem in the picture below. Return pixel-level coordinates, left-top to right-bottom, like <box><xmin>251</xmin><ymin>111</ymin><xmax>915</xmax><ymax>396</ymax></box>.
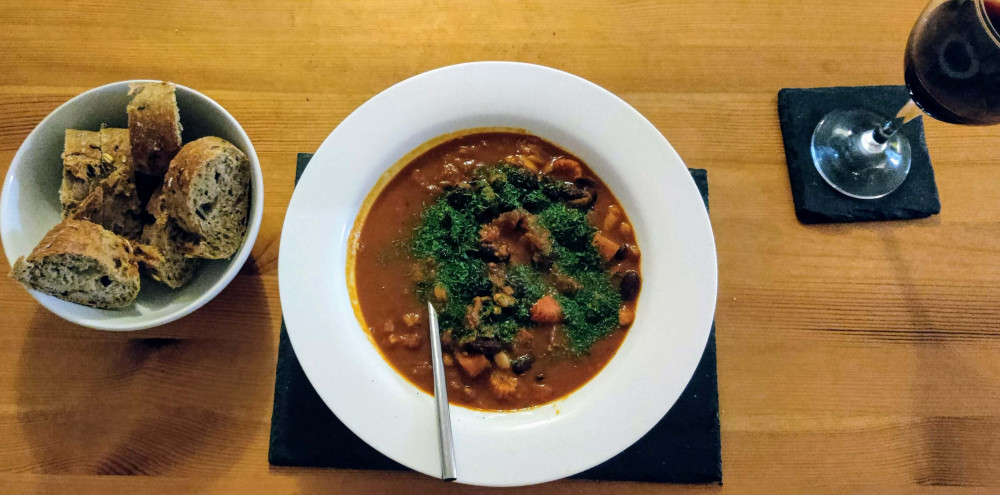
<box><xmin>872</xmin><ymin>99</ymin><xmax>923</xmax><ymax>144</ymax></box>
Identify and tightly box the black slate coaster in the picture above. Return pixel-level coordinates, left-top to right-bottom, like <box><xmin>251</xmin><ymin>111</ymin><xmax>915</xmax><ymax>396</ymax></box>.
<box><xmin>778</xmin><ymin>85</ymin><xmax>941</xmax><ymax>224</ymax></box>
<box><xmin>268</xmin><ymin>155</ymin><xmax>721</xmax><ymax>484</ymax></box>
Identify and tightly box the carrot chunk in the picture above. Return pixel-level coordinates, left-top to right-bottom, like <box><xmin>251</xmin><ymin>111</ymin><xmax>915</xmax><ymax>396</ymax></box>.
<box><xmin>455</xmin><ymin>352</ymin><xmax>491</xmax><ymax>378</ymax></box>
<box><xmin>592</xmin><ymin>233</ymin><xmax>620</xmax><ymax>261</ymax></box>
<box><xmin>530</xmin><ymin>295</ymin><xmax>564</xmax><ymax>323</ymax></box>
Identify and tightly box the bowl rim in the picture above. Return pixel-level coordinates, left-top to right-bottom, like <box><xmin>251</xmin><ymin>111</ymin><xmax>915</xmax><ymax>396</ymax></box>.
<box><xmin>279</xmin><ymin>61</ymin><xmax>718</xmax><ymax>486</ymax></box>
<box><xmin>0</xmin><ymin>80</ymin><xmax>264</xmax><ymax>331</ymax></box>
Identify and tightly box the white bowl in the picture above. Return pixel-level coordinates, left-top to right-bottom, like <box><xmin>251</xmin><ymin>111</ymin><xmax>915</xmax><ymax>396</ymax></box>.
<box><xmin>0</xmin><ymin>81</ymin><xmax>264</xmax><ymax>331</ymax></box>
<box><xmin>279</xmin><ymin>62</ymin><xmax>717</xmax><ymax>486</ymax></box>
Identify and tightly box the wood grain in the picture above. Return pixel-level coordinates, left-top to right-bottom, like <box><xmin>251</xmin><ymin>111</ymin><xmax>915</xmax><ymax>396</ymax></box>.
<box><xmin>2</xmin><ymin>0</ymin><xmax>1000</xmax><ymax>492</ymax></box>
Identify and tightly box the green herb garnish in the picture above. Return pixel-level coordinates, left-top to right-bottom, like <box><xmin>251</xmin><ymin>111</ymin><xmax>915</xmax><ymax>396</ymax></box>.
<box><xmin>411</xmin><ymin>164</ymin><xmax>622</xmax><ymax>352</ymax></box>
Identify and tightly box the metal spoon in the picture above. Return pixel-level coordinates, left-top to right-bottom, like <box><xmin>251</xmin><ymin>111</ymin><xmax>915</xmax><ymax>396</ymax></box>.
<box><xmin>427</xmin><ymin>301</ymin><xmax>458</xmax><ymax>481</ymax></box>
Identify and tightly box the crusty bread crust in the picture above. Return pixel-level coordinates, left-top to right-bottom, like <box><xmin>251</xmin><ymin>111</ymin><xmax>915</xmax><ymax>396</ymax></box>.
<box><xmin>146</xmin><ymin>185</ymin><xmax>168</xmax><ymax>220</ymax></box>
<box><xmin>128</xmin><ymin>82</ymin><xmax>182</xmax><ymax>177</ymax></box>
<box><xmin>162</xmin><ymin>136</ymin><xmax>250</xmax><ymax>259</ymax></box>
<box><xmin>59</xmin><ymin>129</ymin><xmax>106</xmax><ymax>216</ymax></box>
<box><xmin>134</xmin><ymin>225</ymin><xmax>200</xmax><ymax>289</ymax></box>
<box><xmin>162</xmin><ymin>137</ymin><xmax>227</xmax><ymax>214</ymax></box>
<box><xmin>99</xmin><ymin>126</ymin><xmax>133</xmax><ymax>174</ymax></box>
<box><xmin>70</xmin><ymin>169</ymin><xmax>144</xmax><ymax>240</ymax></box>
<box><xmin>18</xmin><ymin>219</ymin><xmax>136</xmax><ymax>270</ymax></box>
<box><xmin>134</xmin><ymin>188</ymin><xmax>200</xmax><ymax>288</ymax></box>
<box><xmin>10</xmin><ymin>219</ymin><xmax>140</xmax><ymax>308</ymax></box>
<box><xmin>62</xmin><ymin>129</ymin><xmax>102</xmax><ymax>179</ymax></box>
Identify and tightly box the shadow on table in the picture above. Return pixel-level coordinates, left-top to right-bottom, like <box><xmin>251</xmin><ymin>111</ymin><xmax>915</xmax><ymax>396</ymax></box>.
<box><xmin>16</xmin><ymin>261</ymin><xmax>274</xmax><ymax>485</ymax></box>
<box><xmin>800</xmin><ymin>216</ymin><xmax>941</xmax><ymax>236</ymax></box>
<box><xmin>285</xmin><ymin>468</ymin><xmax>703</xmax><ymax>494</ymax></box>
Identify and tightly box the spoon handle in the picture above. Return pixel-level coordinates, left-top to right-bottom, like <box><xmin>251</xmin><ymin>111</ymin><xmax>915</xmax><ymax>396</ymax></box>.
<box><xmin>428</xmin><ymin>302</ymin><xmax>458</xmax><ymax>481</ymax></box>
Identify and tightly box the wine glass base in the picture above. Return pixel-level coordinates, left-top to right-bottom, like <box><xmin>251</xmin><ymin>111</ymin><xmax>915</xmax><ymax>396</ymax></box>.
<box><xmin>810</xmin><ymin>109</ymin><xmax>912</xmax><ymax>199</ymax></box>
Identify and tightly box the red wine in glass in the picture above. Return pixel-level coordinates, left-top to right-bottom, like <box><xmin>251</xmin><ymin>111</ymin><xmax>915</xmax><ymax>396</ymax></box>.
<box><xmin>905</xmin><ymin>0</ymin><xmax>1000</xmax><ymax>125</ymax></box>
<box><xmin>811</xmin><ymin>0</ymin><xmax>1000</xmax><ymax>199</ymax></box>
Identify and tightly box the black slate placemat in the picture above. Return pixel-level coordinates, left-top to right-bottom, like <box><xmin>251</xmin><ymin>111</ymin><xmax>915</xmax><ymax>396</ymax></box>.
<box><xmin>778</xmin><ymin>85</ymin><xmax>941</xmax><ymax>224</ymax></box>
<box><xmin>268</xmin><ymin>154</ymin><xmax>722</xmax><ymax>484</ymax></box>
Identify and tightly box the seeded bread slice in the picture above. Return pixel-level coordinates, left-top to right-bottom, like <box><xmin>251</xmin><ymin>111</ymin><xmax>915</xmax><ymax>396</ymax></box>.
<box><xmin>10</xmin><ymin>220</ymin><xmax>140</xmax><ymax>309</ymax></box>
<box><xmin>69</xmin><ymin>169</ymin><xmax>144</xmax><ymax>240</ymax></box>
<box><xmin>128</xmin><ymin>82</ymin><xmax>182</xmax><ymax>178</ymax></box>
<box><xmin>99</xmin><ymin>126</ymin><xmax>133</xmax><ymax>174</ymax></box>
<box><xmin>133</xmin><ymin>190</ymin><xmax>200</xmax><ymax>288</ymax></box>
<box><xmin>162</xmin><ymin>137</ymin><xmax>250</xmax><ymax>259</ymax></box>
<box><xmin>59</xmin><ymin>130</ymin><xmax>113</xmax><ymax>216</ymax></box>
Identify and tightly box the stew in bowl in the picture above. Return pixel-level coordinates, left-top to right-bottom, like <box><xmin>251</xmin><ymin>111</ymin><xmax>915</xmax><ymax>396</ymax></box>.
<box><xmin>350</xmin><ymin>131</ymin><xmax>641</xmax><ymax>410</ymax></box>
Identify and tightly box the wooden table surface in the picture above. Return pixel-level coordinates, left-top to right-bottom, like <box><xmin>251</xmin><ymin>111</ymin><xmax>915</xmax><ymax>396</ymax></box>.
<box><xmin>2</xmin><ymin>0</ymin><xmax>1000</xmax><ymax>493</ymax></box>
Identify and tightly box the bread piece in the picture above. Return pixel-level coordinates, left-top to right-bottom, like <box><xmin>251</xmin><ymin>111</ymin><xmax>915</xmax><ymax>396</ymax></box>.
<box><xmin>128</xmin><ymin>82</ymin><xmax>182</xmax><ymax>177</ymax></box>
<box><xmin>10</xmin><ymin>220</ymin><xmax>140</xmax><ymax>309</ymax></box>
<box><xmin>59</xmin><ymin>130</ymin><xmax>113</xmax><ymax>216</ymax></box>
<box><xmin>162</xmin><ymin>137</ymin><xmax>250</xmax><ymax>259</ymax></box>
<box><xmin>61</xmin><ymin>130</ymin><xmax>103</xmax><ymax>181</ymax></box>
<box><xmin>134</xmin><ymin>190</ymin><xmax>200</xmax><ymax>288</ymax></box>
<box><xmin>146</xmin><ymin>184</ymin><xmax>168</xmax><ymax>219</ymax></box>
<box><xmin>134</xmin><ymin>223</ymin><xmax>201</xmax><ymax>289</ymax></box>
<box><xmin>99</xmin><ymin>126</ymin><xmax>133</xmax><ymax>174</ymax></box>
<box><xmin>69</xmin><ymin>169</ymin><xmax>144</xmax><ymax>240</ymax></box>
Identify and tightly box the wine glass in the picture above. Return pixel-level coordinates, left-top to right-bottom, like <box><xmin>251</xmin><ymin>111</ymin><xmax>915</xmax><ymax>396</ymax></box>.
<box><xmin>812</xmin><ymin>0</ymin><xmax>1000</xmax><ymax>199</ymax></box>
